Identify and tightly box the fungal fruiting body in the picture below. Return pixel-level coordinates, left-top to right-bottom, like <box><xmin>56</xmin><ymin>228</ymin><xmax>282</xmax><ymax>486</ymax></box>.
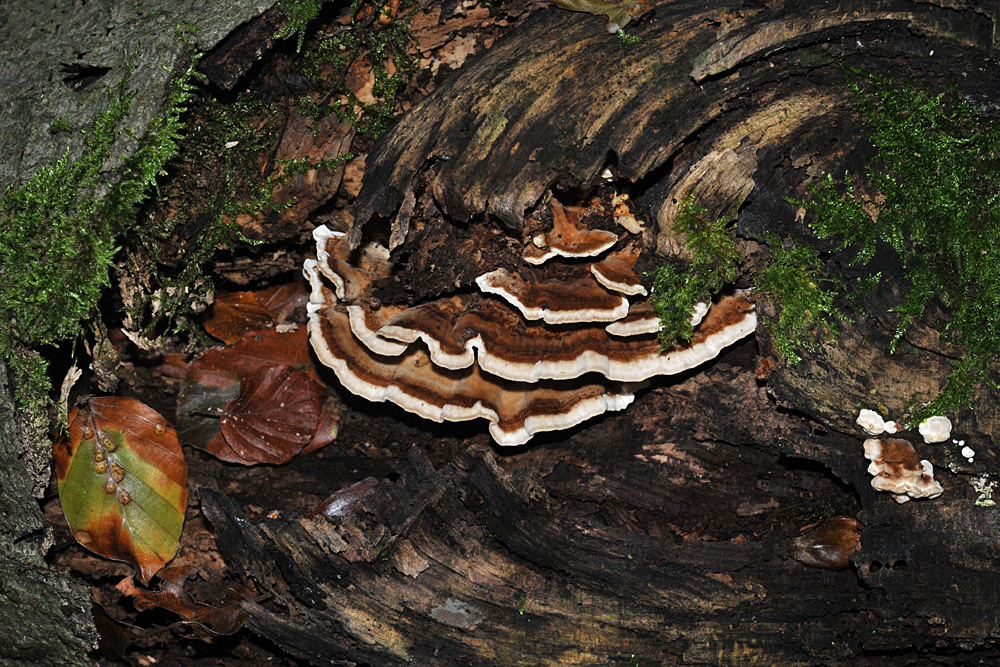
<box><xmin>863</xmin><ymin>438</ymin><xmax>943</xmax><ymax>503</ymax></box>
<box><xmin>856</xmin><ymin>409</ymin><xmax>886</xmax><ymax>436</ymax></box>
<box><xmin>918</xmin><ymin>415</ymin><xmax>952</xmax><ymax>444</ymax></box>
<box><xmin>304</xmin><ymin>208</ymin><xmax>756</xmax><ymax>445</ymax></box>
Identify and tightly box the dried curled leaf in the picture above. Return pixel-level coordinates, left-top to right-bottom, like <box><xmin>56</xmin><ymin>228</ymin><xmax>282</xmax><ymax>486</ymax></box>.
<box><xmin>176</xmin><ymin>327</ymin><xmax>338</xmax><ymax>464</ymax></box>
<box><xmin>201</xmin><ymin>283</ymin><xmax>309</xmax><ymax>344</ymax></box>
<box><xmin>54</xmin><ymin>397</ymin><xmax>188</xmax><ymax>584</ymax></box>
<box><xmin>194</xmin><ymin>327</ymin><xmax>317</xmax><ymax>380</ymax></box>
<box><xmin>116</xmin><ymin>566</ymin><xmax>248</xmax><ymax>635</ymax></box>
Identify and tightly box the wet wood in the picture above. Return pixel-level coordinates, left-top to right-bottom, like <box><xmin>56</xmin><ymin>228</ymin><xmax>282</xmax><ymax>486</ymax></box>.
<box><xmin>203</xmin><ymin>408</ymin><xmax>862</xmax><ymax>665</ymax></box>
<box><xmin>198</xmin><ymin>7</ymin><xmax>288</xmax><ymax>91</ymax></box>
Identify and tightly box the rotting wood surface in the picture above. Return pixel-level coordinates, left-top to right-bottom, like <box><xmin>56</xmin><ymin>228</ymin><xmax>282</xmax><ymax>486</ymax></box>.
<box><xmin>195</xmin><ymin>0</ymin><xmax>1000</xmax><ymax>663</ymax></box>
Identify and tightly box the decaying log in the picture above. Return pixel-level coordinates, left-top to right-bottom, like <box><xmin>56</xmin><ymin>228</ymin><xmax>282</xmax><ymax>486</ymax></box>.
<box><xmin>196</xmin><ymin>0</ymin><xmax>1000</xmax><ymax>663</ymax></box>
<box><xmin>202</xmin><ymin>402</ymin><xmax>863</xmax><ymax>666</ymax></box>
<box><xmin>350</xmin><ymin>0</ymin><xmax>997</xmax><ymax>247</ymax></box>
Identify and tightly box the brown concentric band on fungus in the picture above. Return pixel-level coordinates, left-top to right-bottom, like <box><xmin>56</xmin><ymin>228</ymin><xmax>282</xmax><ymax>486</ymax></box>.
<box><xmin>475</xmin><ymin>266</ymin><xmax>631</xmax><ymax>324</ymax></box>
<box><xmin>305</xmin><ymin>223</ymin><xmax>756</xmax><ymax>445</ymax></box>
<box><xmin>590</xmin><ymin>242</ymin><xmax>648</xmax><ymax>296</ymax></box>
<box><xmin>370</xmin><ymin>291</ymin><xmax>754</xmax><ymax>383</ymax></box>
<box><xmin>522</xmin><ymin>199</ymin><xmax>619</xmax><ymax>265</ymax></box>
<box><xmin>305</xmin><ymin>260</ymin><xmax>637</xmax><ymax>446</ymax></box>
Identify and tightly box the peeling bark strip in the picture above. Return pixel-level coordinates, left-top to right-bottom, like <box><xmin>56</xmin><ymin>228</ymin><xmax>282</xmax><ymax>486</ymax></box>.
<box><xmin>688</xmin><ymin>5</ymin><xmax>995</xmax><ymax>81</ymax></box>
<box><xmin>350</xmin><ymin>0</ymin><xmax>997</xmax><ymax>248</ymax></box>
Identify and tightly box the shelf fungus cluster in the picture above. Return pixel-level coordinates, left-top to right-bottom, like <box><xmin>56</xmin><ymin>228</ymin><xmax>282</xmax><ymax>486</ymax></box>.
<box><xmin>303</xmin><ymin>205</ymin><xmax>757</xmax><ymax>445</ymax></box>
<box><xmin>864</xmin><ymin>438</ymin><xmax>944</xmax><ymax>503</ymax></box>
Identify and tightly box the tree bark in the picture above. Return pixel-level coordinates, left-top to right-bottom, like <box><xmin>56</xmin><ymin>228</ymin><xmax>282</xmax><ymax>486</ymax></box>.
<box><xmin>0</xmin><ymin>1</ymin><xmax>281</xmax><ymax>663</ymax></box>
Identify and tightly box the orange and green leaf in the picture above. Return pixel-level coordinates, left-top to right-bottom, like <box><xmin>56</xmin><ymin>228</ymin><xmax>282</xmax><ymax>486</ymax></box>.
<box><xmin>54</xmin><ymin>397</ymin><xmax>188</xmax><ymax>584</ymax></box>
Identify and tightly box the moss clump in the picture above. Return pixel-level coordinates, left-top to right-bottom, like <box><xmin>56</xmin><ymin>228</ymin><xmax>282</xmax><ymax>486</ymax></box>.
<box><xmin>757</xmin><ymin>234</ymin><xmax>845</xmax><ymax>365</ymax></box>
<box><xmin>648</xmin><ymin>197</ymin><xmax>739</xmax><ymax>349</ymax></box>
<box><xmin>287</xmin><ymin>0</ymin><xmax>418</xmax><ymax>138</ymax></box>
<box><xmin>0</xmin><ymin>61</ymin><xmax>194</xmax><ymax>409</ymax></box>
<box><xmin>616</xmin><ymin>29</ymin><xmax>642</xmax><ymax>47</ymax></box>
<box><xmin>277</xmin><ymin>0</ymin><xmax>328</xmax><ymax>53</ymax></box>
<box><xmin>120</xmin><ymin>89</ymin><xmax>283</xmax><ymax>340</ymax></box>
<box><xmin>799</xmin><ymin>67</ymin><xmax>1000</xmax><ymax>419</ymax></box>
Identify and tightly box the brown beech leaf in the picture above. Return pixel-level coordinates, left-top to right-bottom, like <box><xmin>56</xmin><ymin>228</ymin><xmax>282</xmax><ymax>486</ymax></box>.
<box><xmin>208</xmin><ymin>364</ymin><xmax>327</xmax><ymax>465</ymax></box>
<box><xmin>194</xmin><ymin>327</ymin><xmax>317</xmax><ymax>380</ymax></box>
<box><xmin>54</xmin><ymin>397</ymin><xmax>188</xmax><ymax>584</ymax></box>
<box><xmin>256</xmin><ymin>282</ymin><xmax>310</xmax><ymax>324</ymax></box>
<box><xmin>301</xmin><ymin>395</ymin><xmax>341</xmax><ymax>456</ymax></box>
<box><xmin>202</xmin><ymin>291</ymin><xmax>275</xmax><ymax>344</ymax></box>
<box><xmin>116</xmin><ymin>567</ymin><xmax>249</xmax><ymax>635</ymax></box>
<box><xmin>176</xmin><ymin>327</ymin><xmax>338</xmax><ymax>461</ymax></box>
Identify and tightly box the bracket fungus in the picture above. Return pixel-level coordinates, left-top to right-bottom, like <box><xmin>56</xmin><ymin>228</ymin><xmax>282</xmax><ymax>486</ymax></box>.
<box><xmin>918</xmin><ymin>415</ymin><xmax>952</xmax><ymax>444</ymax></box>
<box><xmin>304</xmin><ymin>205</ymin><xmax>756</xmax><ymax>445</ymax></box>
<box><xmin>863</xmin><ymin>438</ymin><xmax>944</xmax><ymax>503</ymax></box>
<box><xmin>856</xmin><ymin>408</ymin><xmax>886</xmax><ymax>436</ymax></box>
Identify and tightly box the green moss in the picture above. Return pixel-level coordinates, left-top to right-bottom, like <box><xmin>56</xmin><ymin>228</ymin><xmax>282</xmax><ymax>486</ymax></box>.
<box><xmin>276</xmin><ymin>0</ymin><xmax>327</xmax><ymax>53</ymax></box>
<box><xmin>756</xmin><ymin>234</ymin><xmax>845</xmax><ymax>365</ymax></box>
<box><xmin>798</xmin><ymin>67</ymin><xmax>1000</xmax><ymax>419</ymax></box>
<box><xmin>120</xmin><ymin>88</ymin><xmax>283</xmax><ymax>339</ymax></box>
<box><xmin>49</xmin><ymin>117</ymin><xmax>73</xmax><ymax>134</ymax></box>
<box><xmin>0</xmin><ymin>60</ymin><xmax>195</xmax><ymax>410</ymax></box>
<box><xmin>648</xmin><ymin>197</ymin><xmax>739</xmax><ymax>349</ymax></box>
<box><xmin>292</xmin><ymin>0</ymin><xmax>418</xmax><ymax>138</ymax></box>
<box><xmin>126</xmin><ymin>73</ymin><xmax>363</xmax><ymax>340</ymax></box>
<box><xmin>616</xmin><ymin>28</ymin><xmax>642</xmax><ymax>47</ymax></box>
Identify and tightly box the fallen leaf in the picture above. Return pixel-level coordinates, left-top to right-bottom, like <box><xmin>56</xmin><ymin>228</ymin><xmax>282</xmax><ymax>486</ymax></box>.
<box><xmin>301</xmin><ymin>395</ymin><xmax>341</xmax><ymax>455</ymax></box>
<box><xmin>54</xmin><ymin>397</ymin><xmax>188</xmax><ymax>584</ymax></box>
<box><xmin>194</xmin><ymin>327</ymin><xmax>317</xmax><ymax>380</ymax></box>
<box><xmin>176</xmin><ymin>368</ymin><xmax>241</xmax><ymax>449</ymax></box>
<box><xmin>116</xmin><ymin>567</ymin><xmax>248</xmax><ymax>635</ymax></box>
<box><xmin>209</xmin><ymin>365</ymin><xmax>327</xmax><ymax>465</ymax></box>
<box><xmin>91</xmin><ymin>600</ymin><xmax>137</xmax><ymax>660</ymax></box>
<box><xmin>256</xmin><ymin>282</ymin><xmax>310</xmax><ymax>324</ymax></box>
<box><xmin>202</xmin><ymin>291</ymin><xmax>274</xmax><ymax>344</ymax></box>
<box><xmin>177</xmin><ymin>327</ymin><xmax>339</xmax><ymax>463</ymax></box>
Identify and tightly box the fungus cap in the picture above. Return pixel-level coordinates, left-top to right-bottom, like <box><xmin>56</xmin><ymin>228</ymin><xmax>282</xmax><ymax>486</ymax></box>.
<box><xmin>856</xmin><ymin>409</ymin><xmax>886</xmax><ymax>436</ymax></box>
<box><xmin>522</xmin><ymin>200</ymin><xmax>618</xmax><ymax>265</ymax></box>
<box><xmin>918</xmin><ymin>415</ymin><xmax>952</xmax><ymax>444</ymax></box>
<box><xmin>361</xmin><ymin>292</ymin><xmax>754</xmax><ymax>383</ymax></box>
<box><xmin>306</xmin><ymin>265</ymin><xmax>638</xmax><ymax>446</ymax></box>
<box><xmin>590</xmin><ymin>242</ymin><xmax>647</xmax><ymax>296</ymax></box>
<box><xmin>863</xmin><ymin>438</ymin><xmax>944</xmax><ymax>503</ymax></box>
<box><xmin>475</xmin><ymin>267</ymin><xmax>630</xmax><ymax>324</ymax></box>
<box><xmin>305</xmin><ymin>210</ymin><xmax>756</xmax><ymax>445</ymax></box>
